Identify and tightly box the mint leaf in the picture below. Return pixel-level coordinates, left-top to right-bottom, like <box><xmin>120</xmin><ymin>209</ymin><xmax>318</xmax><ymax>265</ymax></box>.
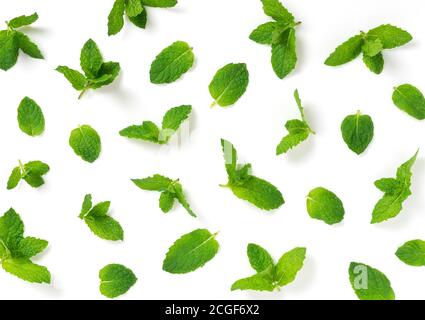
<box><xmin>362</xmin><ymin>52</ymin><xmax>384</xmax><ymax>74</ymax></box>
<box><xmin>150</xmin><ymin>41</ymin><xmax>194</xmax><ymax>84</ymax></box>
<box><xmin>119</xmin><ymin>121</ymin><xmax>160</xmax><ymax>143</ymax></box>
<box><xmin>126</xmin><ymin>0</ymin><xmax>144</xmax><ymax>17</ymax></box>
<box><xmin>79</xmin><ymin>195</ymin><xmax>124</xmax><ymax>241</ymax></box>
<box><xmin>325</xmin><ymin>34</ymin><xmax>363</xmax><ymax>66</ymax></box>
<box><xmin>349</xmin><ymin>262</ymin><xmax>395</xmax><ymax>300</ymax></box>
<box><xmin>372</xmin><ymin>151</ymin><xmax>418</xmax><ymax>224</ymax></box>
<box><xmin>132</xmin><ymin>174</ymin><xmax>172</xmax><ymax>191</ymax></box>
<box><xmin>132</xmin><ymin>175</ymin><xmax>196</xmax><ymax>217</ymax></box>
<box><xmin>209</xmin><ymin>63</ymin><xmax>249</xmax><ymax>107</ymax></box>
<box><xmin>69</xmin><ymin>125</ymin><xmax>101</xmax><ymax>163</ymax></box>
<box><xmin>120</xmin><ymin>105</ymin><xmax>191</xmax><ymax>144</ymax></box>
<box><xmin>7</xmin><ymin>160</ymin><xmax>49</xmax><ymax>190</ymax></box>
<box><xmin>249</xmin><ymin>22</ymin><xmax>277</xmax><ymax>45</ymax></box>
<box><xmin>0</xmin><ymin>31</ymin><xmax>19</xmax><ymax>71</ymax></box>
<box><xmin>99</xmin><ymin>264</ymin><xmax>137</xmax><ymax>298</ymax></box>
<box><xmin>306</xmin><ymin>187</ymin><xmax>345</xmax><ymax>225</ymax></box>
<box><xmin>55</xmin><ymin>66</ymin><xmax>87</xmax><ymax>90</ymax></box>
<box><xmin>392</xmin><ymin>84</ymin><xmax>425</xmax><ymax>120</ymax></box>
<box><xmin>261</xmin><ymin>0</ymin><xmax>294</xmax><ymax>24</ymax></box>
<box><xmin>396</xmin><ymin>240</ymin><xmax>425</xmax><ymax>267</ymax></box>
<box><xmin>274</xmin><ymin>247</ymin><xmax>306</xmax><ymax>287</ymax></box>
<box><xmin>271</xmin><ymin>27</ymin><xmax>297</xmax><ymax>79</ymax></box>
<box><xmin>16</xmin><ymin>32</ymin><xmax>43</xmax><ymax>59</ymax></box>
<box><xmin>0</xmin><ymin>209</ymin><xmax>50</xmax><ymax>283</ymax></box>
<box><xmin>80</xmin><ymin>39</ymin><xmax>103</xmax><ymax>79</ymax></box>
<box><xmin>341</xmin><ymin>111</ymin><xmax>374</xmax><ymax>155</ymax></box>
<box><xmin>247</xmin><ymin>243</ymin><xmax>274</xmax><ymax>273</ymax></box>
<box><xmin>232</xmin><ymin>244</ymin><xmax>306</xmax><ymax>292</ymax></box>
<box><xmin>163</xmin><ymin>229</ymin><xmax>219</xmax><ymax>274</ymax></box>
<box><xmin>17</xmin><ymin>97</ymin><xmax>45</xmax><ymax>137</ymax></box>
<box><xmin>221</xmin><ymin>139</ymin><xmax>284</xmax><ymax>210</ymax></box>
<box><xmin>108</xmin><ymin>0</ymin><xmax>126</xmax><ymax>36</ymax></box>
<box><xmin>7</xmin><ymin>13</ymin><xmax>38</xmax><ymax>29</ymax></box>
<box><xmin>56</xmin><ymin>40</ymin><xmax>120</xmax><ymax>98</ymax></box>
<box><xmin>0</xmin><ymin>14</ymin><xmax>43</xmax><ymax>71</ymax></box>
<box><xmin>367</xmin><ymin>24</ymin><xmax>412</xmax><ymax>49</ymax></box>
<box><xmin>276</xmin><ymin>89</ymin><xmax>314</xmax><ymax>155</ymax></box>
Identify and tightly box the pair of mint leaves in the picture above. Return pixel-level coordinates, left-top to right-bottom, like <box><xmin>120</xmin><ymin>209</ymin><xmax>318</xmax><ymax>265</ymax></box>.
<box><xmin>0</xmin><ymin>209</ymin><xmax>50</xmax><ymax>284</ymax></box>
<box><xmin>250</xmin><ymin>0</ymin><xmax>299</xmax><ymax>79</ymax></box>
<box><xmin>108</xmin><ymin>0</ymin><xmax>177</xmax><ymax>36</ymax></box>
<box><xmin>56</xmin><ymin>39</ymin><xmax>120</xmax><ymax>99</ymax></box>
<box><xmin>120</xmin><ymin>105</ymin><xmax>192</xmax><ymax>144</ymax></box>
<box><xmin>221</xmin><ymin>139</ymin><xmax>284</xmax><ymax>211</ymax></box>
<box><xmin>325</xmin><ymin>24</ymin><xmax>412</xmax><ymax>74</ymax></box>
<box><xmin>132</xmin><ymin>175</ymin><xmax>196</xmax><ymax>217</ymax></box>
<box><xmin>231</xmin><ymin>244</ymin><xmax>306</xmax><ymax>292</ymax></box>
<box><xmin>7</xmin><ymin>160</ymin><xmax>49</xmax><ymax>190</ymax></box>
<box><xmin>0</xmin><ymin>13</ymin><xmax>43</xmax><ymax>71</ymax></box>
<box><xmin>304</xmin><ymin>151</ymin><xmax>418</xmax><ymax>225</ymax></box>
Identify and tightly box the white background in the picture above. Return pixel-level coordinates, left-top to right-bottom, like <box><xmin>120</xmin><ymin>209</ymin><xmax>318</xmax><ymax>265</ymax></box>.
<box><xmin>0</xmin><ymin>0</ymin><xmax>424</xmax><ymax>300</ymax></box>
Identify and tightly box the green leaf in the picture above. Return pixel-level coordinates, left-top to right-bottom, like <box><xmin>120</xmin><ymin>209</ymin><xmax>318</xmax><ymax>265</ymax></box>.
<box><xmin>69</xmin><ymin>125</ymin><xmax>101</xmax><ymax>163</ymax></box>
<box><xmin>249</xmin><ymin>22</ymin><xmax>277</xmax><ymax>45</ymax></box>
<box><xmin>141</xmin><ymin>0</ymin><xmax>177</xmax><ymax>7</ymax></box>
<box><xmin>392</xmin><ymin>84</ymin><xmax>425</xmax><ymax>120</ymax></box>
<box><xmin>0</xmin><ymin>209</ymin><xmax>24</xmax><ymax>253</ymax></box>
<box><xmin>16</xmin><ymin>32</ymin><xmax>43</xmax><ymax>59</ymax></box>
<box><xmin>274</xmin><ymin>247</ymin><xmax>306</xmax><ymax>286</ymax></box>
<box><xmin>325</xmin><ymin>34</ymin><xmax>364</xmax><ymax>66</ymax></box>
<box><xmin>24</xmin><ymin>161</ymin><xmax>49</xmax><ymax>175</ymax></box>
<box><xmin>0</xmin><ymin>31</ymin><xmax>19</xmax><ymax>71</ymax></box>
<box><xmin>247</xmin><ymin>243</ymin><xmax>274</xmax><ymax>273</ymax></box>
<box><xmin>261</xmin><ymin>0</ymin><xmax>294</xmax><ymax>24</ymax></box>
<box><xmin>17</xmin><ymin>237</ymin><xmax>48</xmax><ymax>258</ymax></box>
<box><xmin>7</xmin><ymin>13</ymin><xmax>38</xmax><ymax>29</ymax></box>
<box><xmin>85</xmin><ymin>216</ymin><xmax>124</xmax><ymax>241</ymax></box>
<box><xmin>150</xmin><ymin>41</ymin><xmax>194</xmax><ymax>84</ymax></box>
<box><xmin>362</xmin><ymin>38</ymin><xmax>383</xmax><ymax>57</ymax></box>
<box><xmin>56</xmin><ymin>66</ymin><xmax>87</xmax><ymax>90</ymax></box>
<box><xmin>99</xmin><ymin>264</ymin><xmax>137</xmax><ymax>298</ymax></box>
<box><xmin>7</xmin><ymin>167</ymin><xmax>21</xmax><ymax>190</ymax></box>
<box><xmin>128</xmin><ymin>7</ymin><xmax>147</xmax><ymax>29</ymax></box>
<box><xmin>173</xmin><ymin>182</ymin><xmax>196</xmax><ymax>217</ymax></box>
<box><xmin>362</xmin><ymin>52</ymin><xmax>384</xmax><ymax>74</ymax></box>
<box><xmin>86</xmin><ymin>201</ymin><xmax>111</xmax><ymax>218</ymax></box>
<box><xmin>17</xmin><ymin>97</ymin><xmax>45</xmax><ymax>136</ymax></box>
<box><xmin>371</xmin><ymin>151</ymin><xmax>418</xmax><ymax>224</ymax></box>
<box><xmin>23</xmin><ymin>173</ymin><xmax>45</xmax><ymax>188</ymax></box>
<box><xmin>221</xmin><ymin>138</ymin><xmax>238</xmax><ymax>181</ymax></box>
<box><xmin>163</xmin><ymin>229</ymin><xmax>219</xmax><ymax>274</ymax></box>
<box><xmin>119</xmin><ymin>121</ymin><xmax>160</xmax><ymax>143</ymax></box>
<box><xmin>2</xmin><ymin>258</ymin><xmax>50</xmax><ymax>284</ymax></box>
<box><xmin>231</xmin><ymin>267</ymin><xmax>275</xmax><ymax>292</ymax></box>
<box><xmin>79</xmin><ymin>194</ymin><xmax>93</xmax><ymax>218</ymax></box>
<box><xmin>306</xmin><ymin>187</ymin><xmax>345</xmax><ymax>225</ymax></box>
<box><xmin>229</xmin><ymin>176</ymin><xmax>284</xmax><ymax>210</ymax></box>
<box><xmin>367</xmin><ymin>24</ymin><xmax>412</xmax><ymax>49</ymax></box>
<box><xmin>80</xmin><ymin>39</ymin><xmax>103</xmax><ymax>79</ymax></box>
<box><xmin>209</xmin><ymin>63</ymin><xmax>249</xmax><ymax>107</ymax></box>
<box><xmin>349</xmin><ymin>262</ymin><xmax>395</xmax><ymax>300</ymax></box>
<box><xmin>126</xmin><ymin>0</ymin><xmax>144</xmax><ymax>17</ymax></box>
<box><xmin>396</xmin><ymin>240</ymin><xmax>425</xmax><ymax>267</ymax></box>
<box><xmin>341</xmin><ymin>111</ymin><xmax>374</xmax><ymax>155</ymax></box>
<box><xmin>159</xmin><ymin>191</ymin><xmax>175</xmax><ymax>213</ymax></box>
<box><xmin>132</xmin><ymin>174</ymin><xmax>172</xmax><ymax>191</ymax></box>
<box><xmin>271</xmin><ymin>27</ymin><xmax>297</xmax><ymax>79</ymax></box>
<box><xmin>108</xmin><ymin>0</ymin><xmax>126</xmax><ymax>36</ymax></box>
<box><xmin>162</xmin><ymin>105</ymin><xmax>192</xmax><ymax>131</ymax></box>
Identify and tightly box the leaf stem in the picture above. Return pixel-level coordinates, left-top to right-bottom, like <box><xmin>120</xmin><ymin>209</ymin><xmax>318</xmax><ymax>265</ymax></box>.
<box><xmin>78</xmin><ymin>86</ymin><xmax>90</xmax><ymax>100</ymax></box>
